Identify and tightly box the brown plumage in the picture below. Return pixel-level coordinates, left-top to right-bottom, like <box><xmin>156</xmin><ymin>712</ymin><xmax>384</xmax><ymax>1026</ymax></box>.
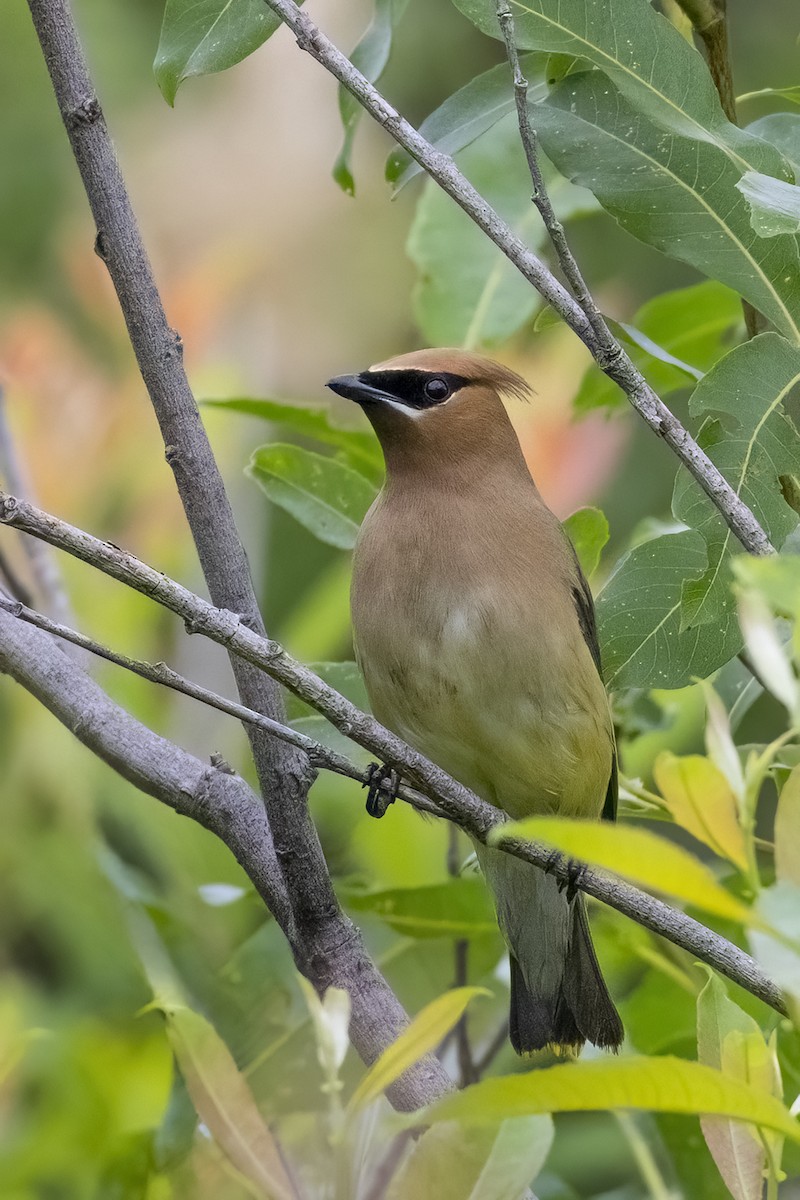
<box><xmin>328</xmin><ymin>348</ymin><xmax>623</xmax><ymax>1054</ymax></box>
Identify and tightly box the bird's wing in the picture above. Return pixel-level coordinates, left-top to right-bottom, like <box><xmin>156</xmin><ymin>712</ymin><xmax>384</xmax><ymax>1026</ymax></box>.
<box><xmin>569</xmin><ymin>558</ymin><xmax>618</xmax><ymax>824</ymax></box>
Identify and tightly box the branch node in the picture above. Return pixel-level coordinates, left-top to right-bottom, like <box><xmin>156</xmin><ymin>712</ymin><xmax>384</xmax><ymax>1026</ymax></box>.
<box><xmin>64</xmin><ymin>94</ymin><xmax>101</xmax><ymax>131</ymax></box>
<box><xmin>93</xmin><ymin>231</ymin><xmax>108</xmax><ymax>261</ymax></box>
<box><xmin>210</xmin><ymin>751</ymin><xmax>236</xmax><ymax>775</ymax></box>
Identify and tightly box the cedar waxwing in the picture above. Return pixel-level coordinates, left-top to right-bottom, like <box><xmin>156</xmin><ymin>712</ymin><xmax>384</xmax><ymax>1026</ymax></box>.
<box><xmin>327</xmin><ymin>348</ymin><xmax>623</xmax><ymax>1055</ymax></box>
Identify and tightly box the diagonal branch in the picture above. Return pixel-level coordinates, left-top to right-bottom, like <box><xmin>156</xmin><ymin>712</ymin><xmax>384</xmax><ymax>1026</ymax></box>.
<box><xmin>0</xmin><ymin>491</ymin><xmax>786</xmax><ymax>1017</ymax></box>
<box><xmin>0</xmin><ymin>608</ymin><xmax>454</xmax><ymax>1111</ymax></box>
<box><xmin>260</xmin><ymin>0</ymin><xmax>774</xmax><ymax>559</ymax></box>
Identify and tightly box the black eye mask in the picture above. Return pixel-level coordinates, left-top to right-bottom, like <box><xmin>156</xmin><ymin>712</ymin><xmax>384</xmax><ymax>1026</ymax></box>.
<box><xmin>357</xmin><ymin>369</ymin><xmax>471</xmax><ymax>409</ymax></box>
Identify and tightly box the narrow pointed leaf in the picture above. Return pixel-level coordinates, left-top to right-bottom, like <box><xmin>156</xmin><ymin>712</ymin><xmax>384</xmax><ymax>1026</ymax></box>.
<box><xmin>247</xmin><ymin>444</ymin><xmax>377</xmax><ymax>549</ymax></box>
<box><xmin>697</xmin><ymin>973</ymin><xmax>783</xmax><ymax>1200</ymax></box>
<box><xmin>424</xmin><ymin>1056</ymin><xmax>800</xmax><ymax>1144</ymax></box>
<box><xmin>490</xmin><ymin>816</ymin><xmax>752</xmax><ymax>922</ymax></box>
<box><xmin>349</xmin><ymin>987</ymin><xmax>489</xmax><ymax>1111</ymax></box>
<box><xmin>162</xmin><ymin>1004</ymin><xmax>294</xmax><ymax>1200</ymax></box>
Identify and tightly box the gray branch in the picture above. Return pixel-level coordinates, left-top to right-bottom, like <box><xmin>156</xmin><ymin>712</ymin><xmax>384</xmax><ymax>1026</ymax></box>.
<box><xmin>0</xmin><ymin>491</ymin><xmax>785</xmax><ymax>1017</ymax></box>
<box><xmin>0</xmin><ymin>609</ymin><xmax>454</xmax><ymax>1111</ymax></box>
<box><xmin>26</xmin><ymin>0</ymin><xmax>368</xmax><ymax>1035</ymax></box>
<box><xmin>260</xmin><ymin>0</ymin><xmax>774</xmax><ymax>558</ymax></box>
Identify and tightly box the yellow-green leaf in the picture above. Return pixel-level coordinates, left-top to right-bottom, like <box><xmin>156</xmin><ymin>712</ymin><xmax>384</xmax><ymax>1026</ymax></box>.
<box><xmin>423</xmin><ymin>1056</ymin><xmax>800</xmax><ymax>1145</ymax></box>
<box><xmin>161</xmin><ymin>1004</ymin><xmax>294</xmax><ymax>1200</ymax></box>
<box><xmin>490</xmin><ymin>818</ymin><xmax>752</xmax><ymax>923</ymax></box>
<box><xmin>776</xmin><ymin>765</ymin><xmax>800</xmax><ymax>887</ymax></box>
<box><xmin>653</xmin><ymin>752</ymin><xmax>748</xmax><ymax>871</ymax></box>
<box><xmin>697</xmin><ymin>972</ymin><xmax>783</xmax><ymax>1200</ymax></box>
<box><xmin>349</xmin><ymin>987</ymin><xmax>489</xmax><ymax>1112</ymax></box>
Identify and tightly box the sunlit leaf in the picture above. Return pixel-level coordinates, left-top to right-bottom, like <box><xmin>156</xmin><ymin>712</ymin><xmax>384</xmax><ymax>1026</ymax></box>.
<box><xmin>388</xmin><ymin>1115</ymin><xmax>554</xmax><ymax>1200</ymax></box>
<box><xmin>737</xmin><ymin>590</ymin><xmax>800</xmax><ymax>717</ymax></box>
<box><xmin>700</xmin><ymin>680</ymin><xmax>746</xmax><ymax>804</ymax></box>
<box><xmin>562</xmin><ymin>506</ymin><xmax>609</xmax><ymax>580</ymax></box>
<box><xmin>424</xmin><ymin>1056</ymin><xmax>800</xmax><ymax>1144</ymax></box>
<box><xmin>160</xmin><ymin>1004</ymin><xmax>293</xmax><ymax>1200</ymax></box>
<box><xmin>343</xmin><ymin>879</ymin><xmax>497</xmax><ymax>939</ymax></box>
<box><xmin>154</xmin><ymin>0</ymin><xmax>288</xmax><ymax>106</ymax></box>
<box><xmin>736</xmin><ymin>171</ymin><xmax>800</xmax><ymax>237</ymax></box>
<box><xmin>775</xmin><ymin>766</ymin><xmax>800</xmax><ymax>887</ymax></box>
<box><xmin>349</xmin><ymin>987</ymin><xmax>489</xmax><ymax>1111</ymax></box>
<box><xmin>247</xmin><ymin>443</ymin><xmax>377</xmax><ymax>550</ymax></box>
<box><xmin>334</xmin><ymin>0</ymin><xmax>409</xmax><ymax>194</ymax></box>
<box><xmin>532</xmin><ymin>74</ymin><xmax>800</xmax><ymax>339</ymax></box>
<box><xmin>575</xmin><ymin>282</ymin><xmax>742</xmax><ymax>412</ymax></box>
<box><xmin>653</xmin><ymin>752</ymin><xmax>748</xmax><ymax>871</ymax></box>
<box><xmin>489</xmin><ymin>817</ymin><xmax>753</xmax><ymax>922</ymax></box>
<box><xmin>697</xmin><ymin>972</ymin><xmax>784</xmax><ymax>1200</ymax></box>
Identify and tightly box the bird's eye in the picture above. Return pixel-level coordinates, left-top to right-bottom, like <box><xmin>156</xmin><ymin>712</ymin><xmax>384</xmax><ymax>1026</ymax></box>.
<box><xmin>423</xmin><ymin>377</ymin><xmax>450</xmax><ymax>402</ymax></box>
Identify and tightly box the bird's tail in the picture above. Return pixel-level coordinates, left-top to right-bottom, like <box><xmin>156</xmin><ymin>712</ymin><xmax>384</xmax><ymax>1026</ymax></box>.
<box><xmin>475</xmin><ymin>843</ymin><xmax>623</xmax><ymax>1054</ymax></box>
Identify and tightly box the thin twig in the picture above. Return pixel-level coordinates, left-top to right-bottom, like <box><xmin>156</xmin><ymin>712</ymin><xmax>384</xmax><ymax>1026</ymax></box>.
<box><xmin>495</xmin><ymin>1</ymin><xmax>609</xmax><ymax>351</ymax></box>
<box><xmin>0</xmin><ymin>592</ymin><xmax>443</xmax><ymax>817</ymax></box>
<box><xmin>362</xmin><ymin>1128</ymin><xmax>416</xmax><ymax>1200</ymax></box>
<box><xmin>0</xmin><ymin>491</ymin><xmax>786</xmax><ymax>1018</ymax></box>
<box><xmin>260</xmin><ymin>0</ymin><xmax>774</xmax><ymax>558</ymax></box>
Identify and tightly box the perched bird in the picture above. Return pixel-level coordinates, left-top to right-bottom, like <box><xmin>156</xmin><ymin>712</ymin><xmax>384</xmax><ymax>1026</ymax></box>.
<box><xmin>327</xmin><ymin>349</ymin><xmax>623</xmax><ymax>1055</ymax></box>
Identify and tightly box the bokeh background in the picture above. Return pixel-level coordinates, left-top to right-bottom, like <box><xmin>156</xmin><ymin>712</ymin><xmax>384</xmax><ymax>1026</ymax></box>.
<box><xmin>1</xmin><ymin>1</ymin><xmax>798</xmax><ymax>1195</ymax></box>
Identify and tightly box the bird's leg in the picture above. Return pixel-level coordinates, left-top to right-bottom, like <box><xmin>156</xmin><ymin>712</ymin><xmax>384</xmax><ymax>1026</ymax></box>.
<box><xmin>363</xmin><ymin>762</ymin><xmax>400</xmax><ymax>819</ymax></box>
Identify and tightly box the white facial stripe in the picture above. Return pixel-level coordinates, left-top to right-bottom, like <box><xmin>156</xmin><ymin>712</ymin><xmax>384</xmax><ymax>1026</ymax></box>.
<box><xmin>379</xmin><ymin>397</ymin><xmax>426</xmax><ymax>418</ymax></box>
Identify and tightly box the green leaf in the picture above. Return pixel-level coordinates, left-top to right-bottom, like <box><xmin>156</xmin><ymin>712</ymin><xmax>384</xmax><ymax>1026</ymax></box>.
<box><xmin>739</xmin><ymin>86</ymin><xmax>800</xmax><ymax>108</ymax></box>
<box><xmin>775</xmin><ymin>766</ymin><xmax>800</xmax><ymax>888</ymax></box>
<box><xmin>697</xmin><ymin>973</ymin><xmax>783</xmax><ymax>1200</ymax></box>
<box><xmin>453</xmin><ymin>0</ymin><xmax>788</xmax><ymax>175</ymax></box>
<box><xmin>334</xmin><ymin>0</ymin><xmax>409</xmax><ymax>195</ymax></box>
<box><xmin>532</xmin><ymin>73</ymin><xmax>800</xmax><ymax>341</ymax></box>
<box><xmin>736</xmin><ymin>171</ymin><xmax>800</xmax><ymax>237</ymax></box>
<box><xmin>343</xmin><ymin>879</ymin><xmax>497</xmax><ymax>939</ymax></box>
<box><xmin>424</xmin><ymin>1056</ymin><xmax>800</xmax><ymax>1144</ymax></box>
<box><xmin>386</xmin><ymin>56</ymin><xmax>546</xmax><ymax>192</ymax></box>
<box><xmin>562</xmin><ymin>506</ymin><xmax>609</xmax><ymax>579</ymax></box>
<box><xmin>575</xmin><ymin>282</ymin><xmax>742</xmax><ymax>413</ymax></box>
<box><xmin>154</xmin><ymin>0</ymin><xmax>287</xmax><ymax>105</ymax></box>
<box><xmin>489</xmin><ymin>816</ymin><xmax>752</xmax><ymax>922</ymax></box>
<box><xmin>387</xmin><ymin>1115</ymin><xmax>554</xmax><ymax>1200</ymax></box>
<box><xmin>161</xmin><ymin>1004</ymin><xmax>294</xmax><ymax>1200</ymax></box>
<box><xmin>203</xmin><ymin>396</ymin><xmax>383</xmax><ymax>482</ymax></box>
<box><xmin>672</xmin><ymin>334</ymin><xmax>800</xmax><ymax>633</ymax></box>
<box><xmin>349</xmin><ymin>987</ymin><xmax>489</xmax><ymax>1111</ymax></box>
<box><xmin>750</xmin><ymin>882</ymin><xmax>800</xmax><ymax>1005</ymax></box>
<box><xmin>408</xmin><ymin>115</ymin><xmax>595</xmax><ymax>347</ymax></box>
<box><xmin>748</xmin><ymin>114</ymin><xmax>800</xmax><ymax>181</ymax></box>
<box><xmin>247</xmin><ymin>443</ymin><xmax>377</xmax><ymax>550</ymax></box>
<box><xmin>653</xmin><ymin>752</ymin><xmax>748</xmax><ymax>871</ymax></box>
<box><xmin>597</xmin><ymin>529</ymin><xmax>743</xmax><ymax>690</ymax></box>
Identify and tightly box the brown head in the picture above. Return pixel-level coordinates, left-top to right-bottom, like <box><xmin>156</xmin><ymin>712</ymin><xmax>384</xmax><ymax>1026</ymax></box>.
<box><xmin>326</xmin><ymin>348</ymin><xmax>533</xmax><ymax>484</ymax></box>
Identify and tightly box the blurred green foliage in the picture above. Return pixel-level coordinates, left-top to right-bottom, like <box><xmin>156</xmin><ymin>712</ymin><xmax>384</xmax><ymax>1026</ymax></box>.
<box><xmin>3</xmin><ymin>0</ymin><xmax>800</xmax><ymax>1197</ymax></box>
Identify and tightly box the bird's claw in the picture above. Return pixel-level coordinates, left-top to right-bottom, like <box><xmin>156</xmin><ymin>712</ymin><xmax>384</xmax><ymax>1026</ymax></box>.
<box><xmin>363</xmin><ymin>763</ymin><xmax>400</xmax><ymax>819</ymax></box>
<box><xmin>542</xmin><ymin>851</ymin><xmax>586</xmax><ymax>902</ymax></box>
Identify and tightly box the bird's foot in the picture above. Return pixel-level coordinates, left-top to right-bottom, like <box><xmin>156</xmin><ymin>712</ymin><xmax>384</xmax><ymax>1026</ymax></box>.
<box><xmin>542</xmin><ymin>851</ymin><xmax>586</xmax><ymax>902</ymax></box>
<box><xmin>363</xmin><ymin>762</ymin><xmax>400</xmax><ymax>819</ymax></box>
<box><xmin>563</xmin><ymin>858</ymin><xmax>588</xmax><ymax>903</ymax></box>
